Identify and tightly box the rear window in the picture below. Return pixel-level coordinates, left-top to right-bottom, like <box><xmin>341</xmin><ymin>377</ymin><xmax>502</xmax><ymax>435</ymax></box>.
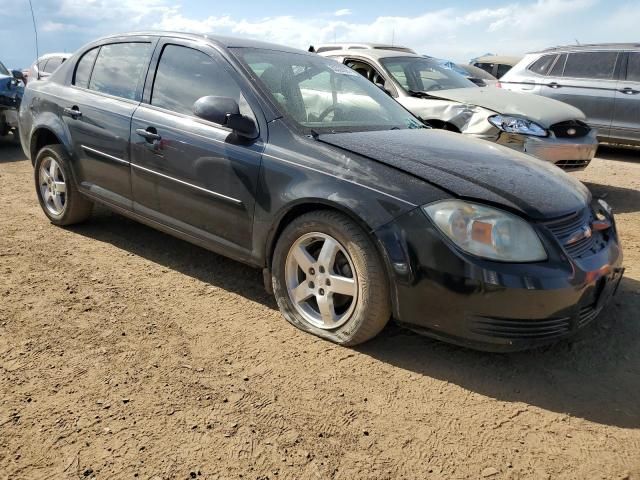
<box><xmin>73</xmin><ymin>48</ymin><xmax>99</xmax><ymax>89</ymax></box>
<box><xmin>527</xmin><ymin>55</ymin><xmax>557</xmax><ymax>76</ymax></box>
<box><xmin>474</xmin><ymin>62</ymin><xmax>495</xmax><ymax>75</ymax></box>
<box><xmin>88</xmin><ymin>42</ymin><xmax>152</xmax><ymax>100</ymax></box>
<box><xmin>549</xmin><ymin>53</ymin><xmax>567</xmax><ymax>76</ymax></box>
<box><xmin>627</xmin><ymin>52</ymin><xmax>640</xmax><ymax>82</ymax></box>
<box><xmin>562</xmin><ymin>51</ymin><xmax>618</xmax><ymax>79</ymax></box>
<box><xmin>43</xmin><ymin>57</ymin><xmax>63</xmax><ymax>73</ymax></box>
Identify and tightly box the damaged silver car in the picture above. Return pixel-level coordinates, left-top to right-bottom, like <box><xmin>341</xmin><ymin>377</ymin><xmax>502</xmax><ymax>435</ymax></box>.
<box><xmin>320</xmin><ymin>49</ymin><xmax>598</xmax><ymax>171</ymax></box>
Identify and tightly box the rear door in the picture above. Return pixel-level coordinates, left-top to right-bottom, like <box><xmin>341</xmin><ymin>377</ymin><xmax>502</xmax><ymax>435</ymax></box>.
<box><xmin>610</xmin><ymin>51</ymin><xmax>640</xmax><ymax>143</ymax></box>
<box><xmin>541</xmin><ymin>50</ymin><xmax>620</xmax><ymax>138</ymax></box>
<box><xmin>63</xmin><ymin>41</ymin><xmax>155</xmax><ymax>209</ymax></box>
<box><xmin>130</xmin><ymin>39</ymin><xmax>265</xmax><ymax>255</ymax></box>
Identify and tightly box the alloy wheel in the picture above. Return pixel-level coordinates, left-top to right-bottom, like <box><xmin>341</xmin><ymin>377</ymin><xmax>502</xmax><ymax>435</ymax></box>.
<box><xmin>39</xmin><ymin>156</ymin><xmax>67</xmax><ymax>216</ymax></box>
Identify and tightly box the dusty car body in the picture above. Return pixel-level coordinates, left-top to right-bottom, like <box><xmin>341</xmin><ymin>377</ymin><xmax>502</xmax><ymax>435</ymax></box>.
<box><xmin>19</xmin><ymin>32</ymin><xmax>623</xmax><ymax>352</ymax></box>
<box><xmin>321</xmin><ymin>49</ymin><xmax>598</xmax><ymax>171</ymax></box>
<box><xmin>0</xmin><ymin>60</ymin><xmax>24</xmax><ymax>138</ymax></box>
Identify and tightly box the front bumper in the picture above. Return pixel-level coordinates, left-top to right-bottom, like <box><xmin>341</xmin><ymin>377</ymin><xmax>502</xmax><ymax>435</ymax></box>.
<box><xmin>495</xmin><ymin>130</ymin><xmax>598</xmax><ymax>172</ymax></box>
<box><xmin>375</xmin><ymin>206</ymin><xmax>623</xmax><ymax>352</ymax></box>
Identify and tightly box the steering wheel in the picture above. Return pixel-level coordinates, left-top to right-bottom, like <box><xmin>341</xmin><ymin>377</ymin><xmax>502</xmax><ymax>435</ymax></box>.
<box><xmin>317</xmin><ymin>105</ymin><xmax>344</xmax><ymax>122</ymax></box>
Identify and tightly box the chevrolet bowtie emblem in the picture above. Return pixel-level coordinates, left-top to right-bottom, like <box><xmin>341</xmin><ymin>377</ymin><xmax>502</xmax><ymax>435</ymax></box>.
<box><xmin>565</xmin><ymin>224</ymin><xmax>592</xmax><ymax>245</ymax></box>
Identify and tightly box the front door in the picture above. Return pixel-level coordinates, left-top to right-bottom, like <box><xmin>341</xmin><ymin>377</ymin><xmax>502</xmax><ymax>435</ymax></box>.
<box><xmin>130</xmin><ymin>40</ymin><xmax>264</xmax><ymax>255</ymax></box>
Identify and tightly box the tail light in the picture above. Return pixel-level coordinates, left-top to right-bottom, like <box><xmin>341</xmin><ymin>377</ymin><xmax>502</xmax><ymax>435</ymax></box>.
<box><xmin>495</xmin><ymin>81</ymin><xmax>502</xmax><ymax>88</ymax></box>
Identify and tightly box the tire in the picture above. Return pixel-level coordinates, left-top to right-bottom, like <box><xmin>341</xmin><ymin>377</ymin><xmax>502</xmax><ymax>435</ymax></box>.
<box><xmin>34</xmin><ymin>145</ymin><xmax>93</xmax><ymax>225</ymax></box>
<box><xmin>272</xmin><ymin>210</ymin><xmax>391</xmax><ymax>346</ymax></box>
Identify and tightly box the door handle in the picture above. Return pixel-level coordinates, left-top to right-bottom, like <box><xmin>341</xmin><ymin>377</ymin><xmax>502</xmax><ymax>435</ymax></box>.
<box><xmin>619</xmin><ymin>87</ymin><xmax>640</xmax><ymax>95</ymax></box>
<box><xmin>136</xmin><ymin>128</ymin><xmax>161</xmax><ymax>142</ymax></box>
<box><xmin>547</xmin><ymin>82</ymin><xmax>561</xmax><ymax>89</ymax></box>
<box><xmin>63</xmin><ymin>106</ymin><xmax>82</xmax><ymax>119</ymax></box>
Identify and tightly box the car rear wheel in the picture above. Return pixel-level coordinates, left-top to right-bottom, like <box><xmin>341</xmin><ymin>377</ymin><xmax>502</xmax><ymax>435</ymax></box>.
<box><xmin>272</xmin><ymin>211</ymin><xmax>391</xmax><ymax>346</ymax></box>
<box><xmin>34</xmin><ymin>145</ymin><xmax>93</xmax><ymax>225</ymax></box>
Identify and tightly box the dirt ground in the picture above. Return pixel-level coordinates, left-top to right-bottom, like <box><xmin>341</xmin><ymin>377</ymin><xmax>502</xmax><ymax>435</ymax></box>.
<box><xmin>1</xmin><ymin>137</ymin><xmax>639</xmax><ymax>480</ymax></box>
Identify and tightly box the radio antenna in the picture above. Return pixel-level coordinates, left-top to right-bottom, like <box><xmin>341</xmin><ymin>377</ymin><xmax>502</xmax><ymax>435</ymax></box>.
<box><xmin>28</xmin><ymin>0</ymin><xmax>40</xmax><ymax>79</ymax></box>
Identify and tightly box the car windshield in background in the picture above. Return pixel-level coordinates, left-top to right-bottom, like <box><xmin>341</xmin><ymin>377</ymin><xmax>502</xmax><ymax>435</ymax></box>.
<box><xmin>233</xmin><ymin>48</ymin><xmax>424</xmax><ymax>133</ymax></box>
<box><xmin>0</xmin><ymin>61</ymin><xmax>10</xmax><ymax>76</ymax></box>
<box><xmin>381</xmin><ymin>57</ymin><xmax>476</xmax><ymax>93</ymax></box>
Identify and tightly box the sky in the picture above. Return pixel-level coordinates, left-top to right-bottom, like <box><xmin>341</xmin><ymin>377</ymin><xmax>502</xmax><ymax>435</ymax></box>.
<box><xmin>0</xmin><ymin>0</ymin><xmax>638</xmax><ymax>68</ymax></box>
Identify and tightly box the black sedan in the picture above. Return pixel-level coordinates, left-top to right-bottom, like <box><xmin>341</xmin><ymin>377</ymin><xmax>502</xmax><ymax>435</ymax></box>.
<box><xmin>18</xmin><ymin>32</ymin><xmax>623</xmax><ymax>351</ymax></box>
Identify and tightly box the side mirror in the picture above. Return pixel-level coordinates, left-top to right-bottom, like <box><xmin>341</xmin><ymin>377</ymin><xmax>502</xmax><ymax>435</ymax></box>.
<box><xmin>193</xmin><ymin>96</ymin><xmax>258</xmax><ymax>139</ymax></box>
<box><xmin>11</xmin><ymin>70</ymin><xmax>24</xmax><ymax>81</ymax></box>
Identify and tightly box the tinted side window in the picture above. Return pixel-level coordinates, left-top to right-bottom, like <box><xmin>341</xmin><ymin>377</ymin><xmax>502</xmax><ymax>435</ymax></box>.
<box><xmin>74</xmin><ymin>48</ymin><xmax>99</xmax><ymax>88</ymax></box>
<box><xmin>563</xmin><ymin>51</ymin><xmax>618</xmax><ymax>79</ymax></box>
<box><xmin>474</xmin><ymin>63</ymin><xmax>495</xmax><ymax>75</ymax></box>
<box><xmin>549</xmin><ymin>53</ymin><xmax>567</xmax><ymax>77</ymax></box>
<box><xmin>496</xmin><ymin>64</ymin><xmax>511</xmax><ymax>78</ymax></box>
<box><xmin>89</xmin><ymin>43</ymin><xmax>151</xmax><ymax>100</ymax></box>
<box><xmin>43</xmin><ymin>57</ymin><xmax>62</xmax><ymax>73</ymax></box>
<box><xmin>627</xmin><ymin>52</ymin><xmax>640</xmax><ymax>82</ymax></box>
<box><xmin>151</xmin><ymin>44</ymin><xmax>251</xmax><ymax>118</ymax></box>
<box><xmin>528</xmin><ymin>55</ymin><xmax>557</xmax><ymax>76</ymax></box>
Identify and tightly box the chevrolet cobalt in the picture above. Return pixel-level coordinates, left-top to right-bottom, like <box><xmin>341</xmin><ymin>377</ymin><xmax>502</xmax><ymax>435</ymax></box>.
<box><xmin>19</xmin><ymin>33</ymin><xmax>623</xmax><ymax>351</ymax></box>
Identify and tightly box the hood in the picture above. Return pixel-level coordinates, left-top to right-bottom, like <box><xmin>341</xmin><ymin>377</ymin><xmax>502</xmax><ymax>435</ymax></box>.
<box><xmin>426</xmin><ymin>88</ymin><xmax>586</xmax><ymax>126</ymax></box>
<box><xmin>318</xmin><ymin>129</ymin><xmax>590</xmax><ymax>220</ymax></box>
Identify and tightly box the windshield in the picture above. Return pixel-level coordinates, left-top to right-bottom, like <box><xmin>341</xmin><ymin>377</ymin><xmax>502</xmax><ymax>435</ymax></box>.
<box><xmin>0</xmin><ymin>61</ymin><xmax>10</xmax><ymax>76</ymax></box>
<box><xmin>381</xmin><ymin>57</ymin><xmax>476</xmax><ymax>93</ymax></box>
<box><xmin>233</xmin><ymin>48</ymin><xmax>424</xmax><ymax>133</ymax></box>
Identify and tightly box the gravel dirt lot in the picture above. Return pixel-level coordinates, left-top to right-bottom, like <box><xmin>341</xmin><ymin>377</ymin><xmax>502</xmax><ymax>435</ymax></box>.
<box><xmin>1</xmin><ymin>137</ymin><xmax>639</xmax><ymax>480</ymax></box>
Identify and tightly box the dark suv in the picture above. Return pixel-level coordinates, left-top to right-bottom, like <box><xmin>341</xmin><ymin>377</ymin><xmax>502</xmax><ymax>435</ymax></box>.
<box><xmin>19</xmin><ymin>32</ymin><xmax>623</xmax><ymax>351</ymax></box>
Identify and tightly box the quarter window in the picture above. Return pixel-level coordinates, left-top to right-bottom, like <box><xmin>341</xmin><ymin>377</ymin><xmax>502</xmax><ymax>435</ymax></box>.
<box><xmin>151</xmin><ymin>44</ymin><xmax>251</xmax><ymax>119</ymax></box>
<box><xmin>627</xmin><ymin>52</ymin><xmax>640</xmax><ymax>82</ymax></box>
<box><xmin>562</xmin><ymin>51</ymin><xmax>618</xmax><ymax>79</ymax></box>
<box><xmin>43</xmin><ymin>57</ymin><xmax>63</xmax><ymax>74</ymax></box>
<box><xmin>73</xmin><ymin>48</ymin><xmax>99</xmax><ymax>89</ymax></box>
<box><xmin>549</xmin><ymin>54</ymin><xmax>567</xmax><ymax>77</ymax></box>
<box><xmin>527</xmin><ymin>55</ymin><xmax>557</xmax><ymax>76</ymax></box>
<box><xmin>88</xmin><ymin>43</ymin><xmax>152</xmax><ymax>100</ymax></box>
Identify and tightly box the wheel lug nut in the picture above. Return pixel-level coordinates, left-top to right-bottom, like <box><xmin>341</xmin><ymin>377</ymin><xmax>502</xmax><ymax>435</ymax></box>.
<box><xmin>309</xmin><ymin>268</ymin><xmax>315</xmax><ymax>275</ymax></box>
<box><xmin>308</xmin><ymin>281</ymin><xmax>315</xmax><ymax>289</ymax></box>
<box><xmin>325</xmin><ymin>279</ymin><xmax>331</xmax><ymax>286</ymax></box>
<box><xmin>319</xmin><ymin>266</ymin><xmax>325</xmax><ymax>273</ymax></box>
<box><xmin>319</xmin><ymin>288</ymin><xmax>325</xmax><ymax>295</ymax></box>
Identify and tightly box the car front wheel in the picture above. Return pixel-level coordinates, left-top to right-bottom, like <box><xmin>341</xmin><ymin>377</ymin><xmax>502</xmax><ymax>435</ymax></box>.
<box><xmin>272</xmin><ymin>210</ymin><xmax>391</xmax><ymax>346</ymax></box>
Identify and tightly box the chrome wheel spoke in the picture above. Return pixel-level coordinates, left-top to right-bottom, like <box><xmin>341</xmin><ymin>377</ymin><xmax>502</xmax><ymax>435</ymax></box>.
<box><xmin>292</xmin><ymin>244</ymin><xmax>315</xmax><ymax>273</ymax></box>
<box><xmin>291</xmin><ymin>282</ymin><xmax>313</xmax><ymax>304</ymax></box>
<box><xmin>49</xmin><ymin>161</ymin><xmax>57</xmax><ymax>180</ymax></box>
<box><xmin>317</xmin><ymin>237</ymin><xmax>340</xmax><ymax>267</ymax></box>
<box><xmin>317</xmin><ymin>293</ymin><xmax>337</xmax><ymax>326</ymax></box>
<box><xmin>52</xmin><ymin>193</ymin><xmax>64</xmax><ymax>211</ymax></box>
<box><xmin>40</xmin><ymin>166</ymin><xmax>50</xmax><ymax>184</ymax></box>
<box><xmin>328</xmin><ymin>275</ymin><xmax>356</xmax><ymax>297</ymax></box>
<box><xmin>54</xmin><ymin>181</ymin><xmax>66</xmax><ymax>193</ymax></box>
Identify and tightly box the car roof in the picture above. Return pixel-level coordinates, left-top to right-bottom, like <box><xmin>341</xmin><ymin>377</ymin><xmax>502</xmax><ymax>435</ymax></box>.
<box><xmin>535</xmin><ymin>42</ymin><xmax>640</xmax><ymax>53</ymax></box>
<box><xmin>96</xmin><ymin>31</ymin><xmax>310</xmax><ymax>55</ymax></box>
<box><xmin>472</xmin><ymin>55</ymin><xmax>522</xmax><ymax>65</ymax></box>
<box><xmin>320</xmin><ymin>49</ymin><xmax>422</xmax><ymax>61</ymax></box>
<box><xmin>312</xmin><ymin>43</ymin><xmax>416</xmax><ymax>54</ymax></box>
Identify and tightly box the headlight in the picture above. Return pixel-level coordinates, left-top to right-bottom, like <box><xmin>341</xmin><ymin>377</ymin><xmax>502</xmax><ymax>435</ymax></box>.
<box><xmin>488</xmin><ymin>114</ymin><xmax>547</xmax><ymax>137</ymax></box>
<box><xmin>423</xmin><ymin>200</ymin><xmax>547</xmax><ymax>262</ymax></box>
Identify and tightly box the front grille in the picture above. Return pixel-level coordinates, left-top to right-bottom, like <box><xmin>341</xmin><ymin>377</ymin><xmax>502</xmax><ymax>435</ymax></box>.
<box><xmin>578</xmin><ymin>304</ymin><xmax>601</xmax><ymax>329</ymax></box>
<box><xmin>470</xmin><ymin>316</ymin><xmax>571</xmax><ymax>339</ymax></box>
<box><xmin>542</xmin><ymin>208</ymin><xmax>606</xmax><ymax>260</ymax></box>
<box><xmin>550</xmin><ymin>120</ymin><xmax>591</xmax><ymax>139</ymax></box>
<box><xmin>555</xmin><ymin>159</ymin><xmax>591</xmax><ymax>170</ymax></box>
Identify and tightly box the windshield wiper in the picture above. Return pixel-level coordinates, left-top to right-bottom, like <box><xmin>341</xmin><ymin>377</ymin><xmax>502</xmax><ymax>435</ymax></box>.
<box><xmin>408</xmin><ymin>90</ymin><xmax>432</xmax><ymax>98</ymax></box>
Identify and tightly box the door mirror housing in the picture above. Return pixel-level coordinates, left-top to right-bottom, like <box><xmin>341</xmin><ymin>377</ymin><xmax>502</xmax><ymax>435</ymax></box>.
<box><xmin>193</xmin><ymin>96</ymin><xmax>258</xmax><ymax>139</ymax></box>
<box><xmin>11</xmin><ymin>70</ymin><xmax>25</xmax><ymax>81</ymax></box>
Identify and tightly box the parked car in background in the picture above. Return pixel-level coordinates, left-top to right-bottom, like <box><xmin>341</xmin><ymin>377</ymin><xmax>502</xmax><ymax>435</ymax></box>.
<box><xmin>321</xmin><ymin>48</ymin><xmax>597</xmax><ymax>170</ymax></box>
<box><xmin>19</xmin><ymin>32</ymin><xmax>623</xmax><ymax>351</ymax></box>
<box><xmin>500</xmin><ymin>43</ymin><xmax>640</xmax><ymax>146</ymax></box>
<box><xmin>471</xmin><ymin>55</ymin><xmax>522</xmax><ymax>79</ymax></box>
<box><xmin>26</xmin><ymin>53</ymin><xmax>71</xmax><ymax>83</ymax></box>
<box><xmin>0</xmin><ymin>60</ymin><xmax>24</xmax><ymax>140</ymax></box>
<box><xmin>309</xmin><ymin>42</ymin><xmax>416</xmax><ymax>54</ymax></box>
<box><xmin>456</xmin><ymin>63</ymin><xmax>499</xmax><ymax>87</ymax></box>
